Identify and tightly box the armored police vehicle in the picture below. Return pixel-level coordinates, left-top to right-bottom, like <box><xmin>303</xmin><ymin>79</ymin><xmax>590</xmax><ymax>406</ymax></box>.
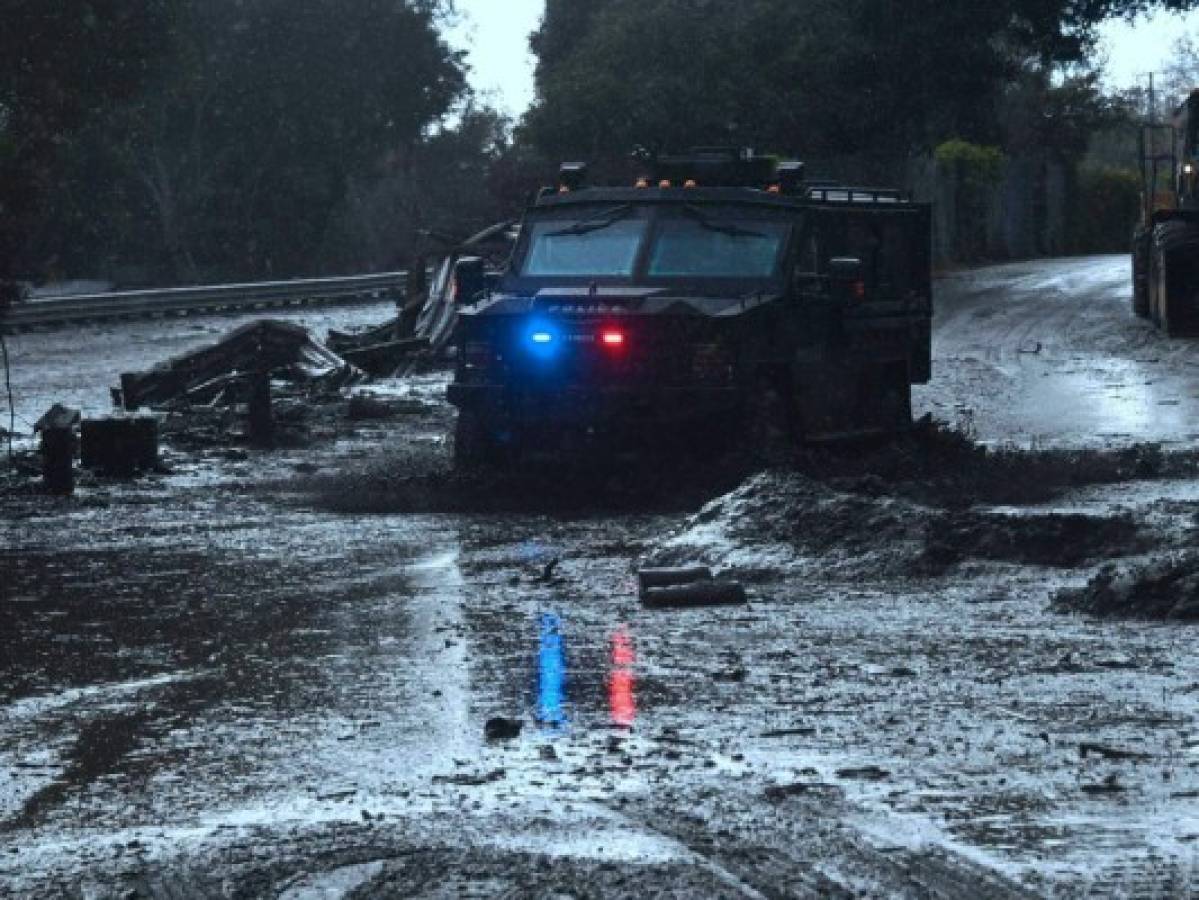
<box><xmin>447</xmin><ymin>148</ymin><xmax>932</xmax><ymax>466</ymax></box>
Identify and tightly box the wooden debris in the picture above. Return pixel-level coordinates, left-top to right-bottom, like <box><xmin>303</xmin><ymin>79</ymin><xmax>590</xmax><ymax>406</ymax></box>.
<box><xmin>642</xmin><ymin>580</ymin><xmax>748</xmax><ymax>609</ymax></box>
<box><xmin>637</xmin><ymin>565</ymin><xmax>713</xmax><ymax>593</ymax></box>
<box><xmin>81</xmin><ymin>417</ymin><xmax>158</xmax><ymax>476</ymax></box>
<box><xmin>119</xmin><ymin>320</ymin><xmax>358</xmax><ymax>410</ymax></box>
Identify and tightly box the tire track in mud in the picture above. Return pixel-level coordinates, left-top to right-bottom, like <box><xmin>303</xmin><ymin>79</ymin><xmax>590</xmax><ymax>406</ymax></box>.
<box><xmin>2</xmin><ymin>708</ymin><xmax>157</xmax><ymax>833</ymax></box>
<box><xmin>605</xmin><ymin>790</ymin><xmax>1039</xmax><ymax>899</ymax></box>
<box><xmin>0</xmin><ymin>672</ymin><xmax>213</xmax><ymax>829</ymax></box>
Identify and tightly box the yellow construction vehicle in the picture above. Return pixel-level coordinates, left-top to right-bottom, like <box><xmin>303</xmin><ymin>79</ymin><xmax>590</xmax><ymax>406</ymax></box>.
<box><xmin>1133</xmin><ymin>89</ymin><xmax>1199</xmax><ymax>334</ymax></box>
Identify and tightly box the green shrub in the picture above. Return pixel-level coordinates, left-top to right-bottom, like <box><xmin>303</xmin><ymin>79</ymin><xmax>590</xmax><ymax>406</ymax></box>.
<box><xmin>935</xmin><ymin>140</ymin><xmax>1005</xmax><ymax>261</ymax></box>
<box><xmin>935</xmin><ymin>140</ymin><xmax>1005</xmax><ymax>187</ymax></box>
<box><xmin>1072</xmin><ymin>167</ymin><xmax>1141</xmax><ymax>254</ymax></box>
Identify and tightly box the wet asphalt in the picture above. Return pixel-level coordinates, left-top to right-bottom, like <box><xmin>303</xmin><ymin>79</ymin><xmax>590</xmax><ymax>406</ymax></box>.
<box><xmin>3</xmin><ymin>256</ymin><xmax>1199</xmax><ymax>898</ymax></box>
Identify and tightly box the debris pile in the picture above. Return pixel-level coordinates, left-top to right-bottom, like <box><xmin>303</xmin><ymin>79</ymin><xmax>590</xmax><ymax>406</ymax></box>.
<box><xmin>119</xmin><ymin>320</ymin><xmax>359</xmax><ymax>411</ymax></box>
<box><xmin>326</xmin><ymin>320</ymin><xmax>425</xmax><ymax>377</ymax></box>
<box><xmin>323</xmin><ymin>217</ymin><xmax>518</xmax><ymax>377</ymax></box>
<box><xmin>1054</xmin><ymin>554</ymin><xmax>1199</xmax><ymax>620</ymax></box>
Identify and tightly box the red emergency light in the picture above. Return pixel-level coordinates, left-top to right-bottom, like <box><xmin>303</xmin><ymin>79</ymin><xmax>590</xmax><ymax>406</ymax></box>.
<box><xmin>600</xmin><ymin>329</ymin><xmax>626</xmax><ymax>348</ymax></box>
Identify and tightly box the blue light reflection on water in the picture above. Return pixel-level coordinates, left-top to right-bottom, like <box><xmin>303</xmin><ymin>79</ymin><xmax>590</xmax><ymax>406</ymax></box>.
<box><xmin>536</xmin><ymin>613</ymin><xmax>569</xmax><ymax>730</ymax></box>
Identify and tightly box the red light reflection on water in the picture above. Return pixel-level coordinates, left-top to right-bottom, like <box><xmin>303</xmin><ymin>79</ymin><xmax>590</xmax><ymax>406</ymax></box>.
<box><xmin>608</xmin><ymin>627</ymin><xmax>636</xmax><ymax>727</ymax></box>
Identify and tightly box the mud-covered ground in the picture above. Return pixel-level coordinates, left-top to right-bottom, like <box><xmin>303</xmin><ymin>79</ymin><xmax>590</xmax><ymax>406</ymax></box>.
<box><xmin>4</xmin><ymin>256</ymin><xmax>1199</xmax><ymax>898</ymax></box>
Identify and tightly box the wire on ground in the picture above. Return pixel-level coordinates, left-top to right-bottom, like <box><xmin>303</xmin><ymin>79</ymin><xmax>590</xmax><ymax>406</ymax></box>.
<box><xmin>1</xmin><ymin>330</ymin><xmax>12</xmax><ymax>463</ymax></box>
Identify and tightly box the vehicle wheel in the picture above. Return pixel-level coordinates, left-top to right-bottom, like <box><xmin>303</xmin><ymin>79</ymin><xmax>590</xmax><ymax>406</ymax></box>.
<box><xmin>744</xmin><ymin>377</ymin><xmax>794</xmax><ymax>466</ymax></box>
<box><xmin>1158</xmin><ymin>247</ymin><xmax>1178</xmax><ymax>337</ymax></box>
<box><xmin>1132</xmin><ymin>232</ymin><xmax>1151</xmax><ymax>318</ymax></box>
<box><xmin>453</xmin><ymin>409</ymin><xmax>495</xmax><ymax>469</ymax></box>
<box><xmin>878</xmin><ymin>364</ymin><xmax>913</xmax><ymax>434</ymax></box>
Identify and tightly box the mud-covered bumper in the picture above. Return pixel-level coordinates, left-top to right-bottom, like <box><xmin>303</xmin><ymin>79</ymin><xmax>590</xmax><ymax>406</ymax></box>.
<box><xmin>447</xmin><ymin>382</ymin><xmax>739</xmax><ymax>424</ymax></box>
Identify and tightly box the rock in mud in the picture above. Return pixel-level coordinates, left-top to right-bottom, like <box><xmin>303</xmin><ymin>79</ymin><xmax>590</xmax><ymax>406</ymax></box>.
<box><xmin>1053</xmin><ymin>553</ymin><xmax>1199</xmax><ymax>620</ymax></box>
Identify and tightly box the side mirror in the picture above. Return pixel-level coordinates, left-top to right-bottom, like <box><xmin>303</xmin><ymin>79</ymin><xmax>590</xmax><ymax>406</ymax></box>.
<box><xmin>828</xmin><ymin>257</ymin><xmax>863</xmax><ymax>281</ymax></box>
<box><xmin>452</xmin><ymin>256</ymin><xmax>486</xmax><ymax>305</ymax></box>
<box><xmin>827</xmin><ymin>256</ymin><xmax>866</xmax><ymax>303</ymax></box>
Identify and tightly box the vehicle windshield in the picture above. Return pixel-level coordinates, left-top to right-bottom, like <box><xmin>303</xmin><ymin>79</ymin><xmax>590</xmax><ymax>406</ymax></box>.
<box><xmin>518</xmin><ymin>206</ymin><xmax>791</xmax><ymax>281</ymax></box>
<box><xmin>648</xmin><ymin>216</ymin><xmax>789</xmax><ymax>278</ymax></box>
<box><xmin>522</xmin><ymin>214</ymin><xmax>647</xmax><ymax>277</ymax></box>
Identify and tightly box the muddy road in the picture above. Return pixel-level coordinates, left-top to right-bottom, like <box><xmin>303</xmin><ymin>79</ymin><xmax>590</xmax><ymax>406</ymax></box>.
<box><xmin>3</xmin><ymin>256</ymin><xmax>1199</xmax><ymax>897</ymax></box>
<box><xmin>920</xmin><ymin>256</ymin><xmax>1199</xmax><ymax>446</ymax></box>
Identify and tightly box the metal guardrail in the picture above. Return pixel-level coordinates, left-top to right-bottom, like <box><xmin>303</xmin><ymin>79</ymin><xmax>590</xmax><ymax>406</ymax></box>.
<box><xmin>0</xmin><ymin>271</ymin><xmax>408</xmax><ymax>332</ymax></box>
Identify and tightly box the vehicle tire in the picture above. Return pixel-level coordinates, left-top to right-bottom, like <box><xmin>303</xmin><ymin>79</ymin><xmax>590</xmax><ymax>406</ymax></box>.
<box><xmin>1157</xmin><ymin>244</ymin><xmax>1179</xmax><ymax>337</ymax></box>
<box><xmin>1149</xmin><ymin>248</ymin><xmax>1161</xmax><ymax>326</ymax></box>
<box><xmin>1155</xmin><ymin>220</ymin><xmax>1199</xmax><ymax>337</ymax></box>
<box><xmin>879</xmin><ymin>363</ymin><xmax>913</xmax><ymax>434</ymax></box>
<box><xmin>453</xmin><ymin>408</ymin><xmax>496</xmax><ymax>469</ymax></box>
<box><xmin>744</xmin><ymin>376</ymin><xmax>794</xmax><ymax>466</ymax></box>
<box><xmin>1160</xmin><ymin>261</ymin><xmax>1175</xmax><ymax>337</ymax></box>
<box><xmin>1132</xmin><ymin>231</ymin><xmax>1151</xmax><ymax>318</ymax></box>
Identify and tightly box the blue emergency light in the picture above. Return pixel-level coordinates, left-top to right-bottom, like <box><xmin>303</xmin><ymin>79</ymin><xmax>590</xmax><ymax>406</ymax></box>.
<box><xmin>525</xmin><ymin>320</ymin><xmax>560</xmax><ymax>358</ymax></box>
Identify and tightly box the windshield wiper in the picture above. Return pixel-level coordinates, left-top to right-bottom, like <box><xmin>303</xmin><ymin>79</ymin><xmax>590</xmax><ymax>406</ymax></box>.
<box><xmin>548</xmin><ymin>205</ymin><xmax>635</xmax><ymax>237</ymax></box>
<box><xmin>680</xmin><ymin>205</ymin><xmax>768</xmax><ymax>238</ymax></box>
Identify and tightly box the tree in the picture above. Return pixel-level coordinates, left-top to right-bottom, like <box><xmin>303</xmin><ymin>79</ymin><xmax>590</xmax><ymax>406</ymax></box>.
<box><xmin>331</xmin><ymin>104</ymin><xmax>518</xmax><ymax>273</ymax></box>
<box><xmin>106</xmin><ymin>0</ymin><xmax>467</xmax><ymax>281</ymax></box>
<box><xmin>523</xmin><ymin>0</ymin><xmax>1199</xmax><ymax>165</ymax></box>
<box><xmin>0</xmin><ymin>1</ymin><xmax>177</xmax><ymax>279</ymax></box>
<box><xmin>1163</xmin><ymin>33</ymin><xmax>1199</xmax><ymax>108</ymax></box>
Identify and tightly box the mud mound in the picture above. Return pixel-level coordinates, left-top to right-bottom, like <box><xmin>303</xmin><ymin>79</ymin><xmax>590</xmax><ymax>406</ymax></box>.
<box><xmin>799</xmin><ymin>418</ymin><xmax>1190</xmax><ymax>507</ymax></box>
<box><xmin>1054</xmin><ymin>554</ymin><xmax>1199</xmax><ymax>620</ymax></box>
<box><xmin>649</xmin><ymin>470</ymin><xmax>929</xmax><ymax>577</ymax></box>
<box><xmin>922</xmin><ymin>512</ymin><xmax>1144</xmax><ymax>571</ymax></box>
<box><xmin>650</xmin><ymin>471</ymin><xmax>1147</xmax><ymax>580</ymax></box>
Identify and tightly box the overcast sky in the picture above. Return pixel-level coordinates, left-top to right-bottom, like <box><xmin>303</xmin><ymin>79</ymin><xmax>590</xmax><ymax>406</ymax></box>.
<box><xmin>450</xmin><ymin>2</ymin><xmax>1199</xmax><ymax>118</ymax></box>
